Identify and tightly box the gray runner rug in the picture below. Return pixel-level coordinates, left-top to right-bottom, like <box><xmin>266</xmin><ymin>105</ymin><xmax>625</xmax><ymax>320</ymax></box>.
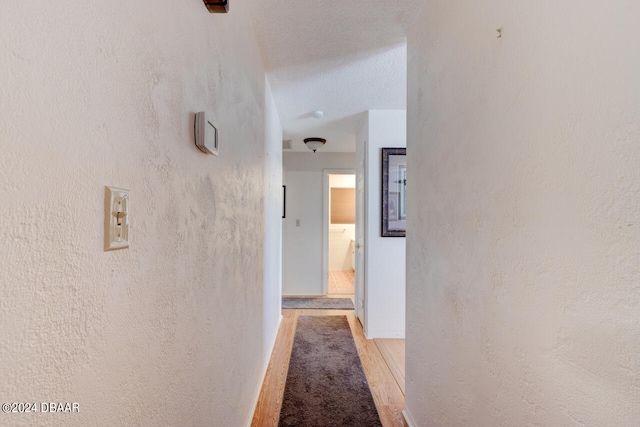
<box><xmin>282</xmin><ymin>297</ymin><xmax>354</xmax><ymax>310</ymax></box>
<box><xmin>278</xmin><ymin>315</ymin><xmax>382</xmax><ymax>427</ymax></box>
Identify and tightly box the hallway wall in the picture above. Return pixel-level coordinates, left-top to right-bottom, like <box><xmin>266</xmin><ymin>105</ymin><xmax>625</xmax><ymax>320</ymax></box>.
<box><xmin>263</xmin><ymin>79</ymin><xmax>284</xmax><ymax>366</ymax></box>
<box><xmin>0</xmin><ymin>1</ymin><xmax>281</xmax><ymax>426</ymax></box>
<box><xmin>363</xmin><ymin>110</ymin><xmax>407</xmax><ymax>338</ymax></box>
<box><xmin>406</xmin><ymin>1</ymin><xmax>640</xmax><ymax>426</ymax></box>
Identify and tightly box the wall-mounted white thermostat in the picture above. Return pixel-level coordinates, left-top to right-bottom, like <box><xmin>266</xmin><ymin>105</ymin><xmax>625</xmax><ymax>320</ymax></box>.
<box><xmin>194</xmin><ymin>111</ymin><xmax>218</xmax><ymax>155</ymax></box>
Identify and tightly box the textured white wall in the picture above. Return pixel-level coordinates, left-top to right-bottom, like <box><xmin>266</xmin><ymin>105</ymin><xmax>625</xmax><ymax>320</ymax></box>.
<box><xmin>0</xmin><ymin>1</ymin><xmax>280</xmax><ymax>426</ymax></box>
<box><xmin>365</xmin><ymin>110</ymin><xmax>406</xmax><ymax>338</ymax></box>
<box><xmin>406</xmin><ymin>1</ymin><xmax>640</xmax><ymax>426</ymax></box>
<box><xmin>282</xmin><ymin>153</ymin><xmax>355</xmax><ymax>295</ymax></box>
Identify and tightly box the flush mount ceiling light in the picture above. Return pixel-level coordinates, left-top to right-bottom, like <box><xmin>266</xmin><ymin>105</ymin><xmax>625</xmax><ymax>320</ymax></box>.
<box><xmin>304</xmin><ymin>137</ymin><xmax>326</xmax><ymax>153</ymax></box>
<box><xmin>203</xmin><ymin>0</ymin><xmax>229</xmax><ymax>13</ymax></box>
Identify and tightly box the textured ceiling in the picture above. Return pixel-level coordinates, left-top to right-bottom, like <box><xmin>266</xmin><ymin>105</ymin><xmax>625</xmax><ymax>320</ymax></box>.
<box><xmin>247</xmin><ymin>0</ymin><xmax>423</xmax><ymax>152</ymax></box>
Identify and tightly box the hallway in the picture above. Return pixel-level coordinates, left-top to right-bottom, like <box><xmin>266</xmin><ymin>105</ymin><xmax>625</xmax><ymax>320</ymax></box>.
<box><xmin>251</xmin><ymin>308</ymin><xmax>406</xmax><ymax>426</ymax></box>
<box><xmin>3</xmin><ymin>1</ymin><xmax>639</xmax><ymax>425</ymax></box>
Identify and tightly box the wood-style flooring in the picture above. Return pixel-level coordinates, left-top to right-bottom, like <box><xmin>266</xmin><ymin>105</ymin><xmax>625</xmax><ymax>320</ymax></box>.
<box><xmin>328</xmin><ymin>269</ymin><xmax>355</xmax><ymax>295</ymax></box>
<box><xmin>251</xmin><ymin>307</ymin><xmax>406</xmax><ymax>427</ymax></box>
<box><xmin>374</xmin><ymin>338</ymin><xmax>405</xmax><ymax>395</ymax></box>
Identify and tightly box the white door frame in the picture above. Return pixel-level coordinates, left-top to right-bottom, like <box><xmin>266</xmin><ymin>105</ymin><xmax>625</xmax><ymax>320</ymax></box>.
<box><xmin>322</xmin><ymin>169</ymin><xmax>356</xmax><ymax>296</ymax></box>
<box><xmin>355</xmin><ymin>140</ymin><xmax>367</xmax><ymax>324</ymax></box>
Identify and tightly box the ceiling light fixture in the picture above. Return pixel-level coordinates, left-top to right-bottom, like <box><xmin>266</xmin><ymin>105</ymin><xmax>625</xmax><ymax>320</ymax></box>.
<box><xmin>304</xmin><ymin>137</ymin><xmax>326</xmax><ymax>153</ymax></box>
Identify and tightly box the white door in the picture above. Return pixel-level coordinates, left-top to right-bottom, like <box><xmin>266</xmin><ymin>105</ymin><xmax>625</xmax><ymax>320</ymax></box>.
<box><xmin>354</xmin><ymin>140</ymin><xmax>366</xmax><ymax>324</ymax></box>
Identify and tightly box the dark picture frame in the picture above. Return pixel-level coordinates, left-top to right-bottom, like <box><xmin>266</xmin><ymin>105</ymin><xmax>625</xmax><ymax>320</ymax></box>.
<box><xmin>381</xmin><ymin>147</ymin><xmax>406</xmax><ymax>237</ymax></box>
<box><xmin>282</xmin><ymin>185</ymin><xmax>286</xmax><ymax>219</ymax></box>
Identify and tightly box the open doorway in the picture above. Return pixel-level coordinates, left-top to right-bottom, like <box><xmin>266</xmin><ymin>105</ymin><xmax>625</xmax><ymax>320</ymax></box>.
<box><xmin>322</xmin><ymin>171</ymin><xmax>356</xmax><ymax>299</ymax></box>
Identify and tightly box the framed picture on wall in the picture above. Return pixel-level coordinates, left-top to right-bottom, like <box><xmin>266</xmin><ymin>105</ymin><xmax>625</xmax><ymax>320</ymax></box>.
<box><xmin>282</xmin><ymin>185</ymin><xmax>286</xmax><ymax>219</ymax></box>
<box><xmin>381</xmin><ymin>147</ymin><xmax>406</xmax><ymax>237</ymax></box>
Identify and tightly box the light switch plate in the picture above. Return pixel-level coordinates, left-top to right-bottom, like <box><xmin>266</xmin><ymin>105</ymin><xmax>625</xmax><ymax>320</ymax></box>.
<box><xmin>105</xmin><ymin>186</ymin><xmax>129</xmax><ymax>251</ymax></box>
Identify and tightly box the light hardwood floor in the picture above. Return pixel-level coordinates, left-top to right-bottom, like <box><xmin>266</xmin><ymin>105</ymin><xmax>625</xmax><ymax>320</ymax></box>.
<box><xmin>251</xmin><ymin>308</ymin><xmax>406</xmax><ymax>427</ymax></box>
<box><xmin>374</xmin><ymin>339</ymin><xmax>405</xmax><ymax>395</ymax></box>
<box><xmin>328</xmin><ymin>269</ymin><xmax>355</xmax><ymax>294</ymax></box>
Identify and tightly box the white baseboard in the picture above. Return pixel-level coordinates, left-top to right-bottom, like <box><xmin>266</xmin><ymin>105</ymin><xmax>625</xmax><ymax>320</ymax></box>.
<box><xmin>363</xmin><ymin>328</ymin><xmax>405</xmax><ymax>339</ymax></box>
<box><xmin>245</xmin><ymin>314</ymin><xmax>283</xmax><ymax>427</ymax></box>
<box><xmin>403</xmin><ymin>408</ymin><xmax>418</xmax><ymax>427</ymax></box>
<box><xmin>282</xmin><ymin>293</ymin><xmax>325</xmax><ymax>297</ymax></box>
